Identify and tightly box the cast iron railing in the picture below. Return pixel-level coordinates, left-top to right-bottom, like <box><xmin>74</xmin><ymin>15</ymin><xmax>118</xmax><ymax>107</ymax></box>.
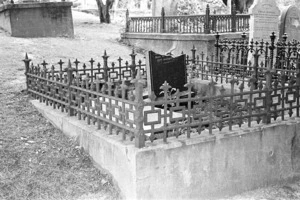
<box><xmin>24</xmin><ymin>34</ymin><xmax>300</xmax><ymax>148</ymax></box>
<box><xmin>125</xmin><ymin>4</ymin><xmax>250</xmax><ymax>34</ymax></box>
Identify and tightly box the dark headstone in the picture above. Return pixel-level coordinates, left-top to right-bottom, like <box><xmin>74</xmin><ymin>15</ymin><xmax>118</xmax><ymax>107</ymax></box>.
<box><xmin>279</xmin><ymin>5</ymin><xmax>300</xmax><ymax>41</ymax></box>
<box><xmin>146</xmin><ymin>51</ymin><xmax>186</xmax><ymax>97</ymax></box>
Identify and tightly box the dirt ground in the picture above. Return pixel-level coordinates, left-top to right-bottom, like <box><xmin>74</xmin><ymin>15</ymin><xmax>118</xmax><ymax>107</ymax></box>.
<box><xmin>1</xmin><ymin>10</ymin><xmax>300</xmax><ymax>200</ymax></box>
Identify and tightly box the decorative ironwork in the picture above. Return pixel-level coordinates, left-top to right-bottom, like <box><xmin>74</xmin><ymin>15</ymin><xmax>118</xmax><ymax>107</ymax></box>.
<box><xmin>25</xmin><ymin>34</ymin><xmax>300</xmax><ymax>148</ymax></box>
<box><xmin>24</xmin><ymin>50</ymin><xmax>146</xmax><ymax>146</ymax></box>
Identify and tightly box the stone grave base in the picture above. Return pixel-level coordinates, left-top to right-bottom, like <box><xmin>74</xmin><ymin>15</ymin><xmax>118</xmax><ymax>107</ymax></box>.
<box><xmin>121</xmin><ymin>32</ymin><xmax>247</xmax><ymax>56</ymax></box>
<box><xmin>31</xmin><ymin>99</ymin><xmax>300</xmax><ymax>200</ymax></box>
<box><xmin>0</xmin><ymin>2</ymin><xmax>74</xmax><ymax>37</ymax></box>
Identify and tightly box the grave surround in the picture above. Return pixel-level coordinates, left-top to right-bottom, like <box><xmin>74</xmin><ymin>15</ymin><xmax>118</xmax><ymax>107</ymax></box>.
<box><xmin>31</xmin><ymin>99</ymin><xmax>300</xmax><ymax>200</ymax></box>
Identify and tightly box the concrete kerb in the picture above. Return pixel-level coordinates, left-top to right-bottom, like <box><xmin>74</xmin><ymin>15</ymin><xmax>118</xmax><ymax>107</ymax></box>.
<box><xmin>31</xmin><ymin>100</ymin><xmax>137</xmax><ymax>199</ymax></box>
<box><xmin>31</xmin><ymin>99</ymin><xmax>300</xmax><ymax>200</ymax></box>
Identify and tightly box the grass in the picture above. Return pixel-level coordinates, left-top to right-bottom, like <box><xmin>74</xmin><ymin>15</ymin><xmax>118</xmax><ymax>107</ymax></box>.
<box><xmin>0</xmin><ymin>89</ymin><xmax>120</xmax><ymax>200</ymax></box>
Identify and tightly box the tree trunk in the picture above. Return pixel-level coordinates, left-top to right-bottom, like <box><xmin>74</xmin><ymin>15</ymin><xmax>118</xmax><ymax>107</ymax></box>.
<box><xmin>95</xmin><ymin>0</ymin><xmax>114</xmax><ymax>23</ymax></box>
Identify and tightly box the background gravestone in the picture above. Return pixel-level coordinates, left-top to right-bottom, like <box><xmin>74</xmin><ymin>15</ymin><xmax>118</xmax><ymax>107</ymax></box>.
<box><xmin>146</xmin><ymin>51</ymin><xmax>186</xmax><ymax>97</ymax></box>
<box><xmin>249</xmin><ymin>0</ymin><xmax>280</xmax><ymax>42</ymax></box>
<box><xmin>279</xmin><ymin>5</ymin><xmax>300</xmax><ymax>41</ymax></box>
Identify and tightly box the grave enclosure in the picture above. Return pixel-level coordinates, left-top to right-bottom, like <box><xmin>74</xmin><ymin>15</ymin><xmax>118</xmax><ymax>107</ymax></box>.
<box><xmin>25</xmin><ymin>29</ymin><xmax>300</xmax><ymax>198</ymax></box>
<box><xmin>18</xmin><ymin>0</ymin><xmax>300</xmax><ymax>199</ymax></box>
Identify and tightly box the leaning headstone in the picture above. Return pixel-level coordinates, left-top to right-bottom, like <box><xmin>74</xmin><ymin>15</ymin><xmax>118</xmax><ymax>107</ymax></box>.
<box><xmin>146</xmin><ymin>51</ymin><xmax>186</xmax><ymax>97</ymax></box>
<box><xmin>279</xmin><ymin>5</ymin><xmax>300</xmax><ymax>41</ymax></box>
<box><xmin>249</xmin><ymin>0</ymin><xmax>280</xmax><ymax>42</ymax></box>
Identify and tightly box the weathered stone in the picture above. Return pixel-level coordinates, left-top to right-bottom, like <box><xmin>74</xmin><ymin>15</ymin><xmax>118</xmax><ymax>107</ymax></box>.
<box><xmin>249</xmin><ymin>0</ymin><xmax>280</xmax><ymax>42</ymax></box>
<box><xmin>279</xmin><ymin>5</ymin><xmax>300</xmax><ymax>41</ymax></box>
<box><xmin>0</xmin><ymin>2</ymin><xmax>74</xmax><ymax>38</ymax></box>
<box><xmin>31</xmin><ymin>99</ymin><xmax>300</xmax><ymax>200</ymax></box>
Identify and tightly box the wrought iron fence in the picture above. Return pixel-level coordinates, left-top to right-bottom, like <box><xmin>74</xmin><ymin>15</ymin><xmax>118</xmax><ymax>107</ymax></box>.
<box><xmin>125</xmin><ymin>4</ymin><xmax>250</xmax><ymax>34</ymax></box>
<box><xmin>24</xmin><ymin>51</ymin><xmax>148</xmax><ymax>147</ymax></box>
<box><xmin>24</xmin><ymin>34</ymin><xmax>300</xmax><ymax>148</ymax></box>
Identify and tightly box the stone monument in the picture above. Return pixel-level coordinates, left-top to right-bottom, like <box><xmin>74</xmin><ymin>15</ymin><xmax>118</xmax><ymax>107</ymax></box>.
<box><xmin>279</xmin><ymin>5</ymin><xmax>300</xmax><ymax>41</ymax></box>
<box><xmin>249</xmin><ymin>0</ymin><xmax>281</xmax><ymax>42</ymax></box>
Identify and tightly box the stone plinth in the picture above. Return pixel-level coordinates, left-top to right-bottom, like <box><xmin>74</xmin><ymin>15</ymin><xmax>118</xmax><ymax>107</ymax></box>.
<box><xmin>32</xmin><ymin>99</ymin><xmax>300</xmax><ymax>200</ymax></box>
<box><xmin>0</xmin><ymin>2</ymin><xmax>74</xmax><ymax>37</ymax></box>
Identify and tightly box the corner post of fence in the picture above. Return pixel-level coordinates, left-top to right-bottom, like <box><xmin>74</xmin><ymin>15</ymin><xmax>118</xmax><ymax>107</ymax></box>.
<box><xmin>264</xmin><ymin>62</ymin><xmax>272</xmax><ymax>124</ymax></box>
<box><xmin>102</xmin><ymin>50</ymin><xmax>109</xmax><ymax>82</ymax></box>
<box><xmin>161</xmin><ymin>7</ymin><xmax>165</xmax><ymax>33</ymax></box>
<box><xmin>191</xmin><ymin>45</ymin><xmax>196</xmax><ymax>64</ymax></box>
<box><xmin>125</xmin><ymin>9</ymin><xmax>130</xmax><ymax>32</ymax></box>
<box><xmin>204</xmin><ymin>4</ymin><xmax>210</xmax><ymax>34</ymax></box>
<box><xmin>67</xmin><ymin>60</ymin><xmax>75</xmax><ymax>116</ymax></box>
<box><xmin>23</xmin><ymin>53</ymin><xmax>31</xmax><ymax>92</ymax></box>
<box><xmin>130</xmin><ymin>49</ymin><xmax>137</xmax><ymax>78</ymax></box>
<box><xmin>231</xmin><ymin>2</ymin><xmax>236</xmax><ymax>32</ymax></box>
<box><xmin>131</xmin><ymin>69</ymin><xmax>145</xmax><ymax>148</ymax></box>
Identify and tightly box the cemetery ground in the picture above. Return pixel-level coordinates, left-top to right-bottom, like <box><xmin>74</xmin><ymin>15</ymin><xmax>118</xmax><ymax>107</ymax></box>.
<box><xmin>1</xmin><ymin>10</ymin><xmax>300</xmax><ymax>200</ymax></box>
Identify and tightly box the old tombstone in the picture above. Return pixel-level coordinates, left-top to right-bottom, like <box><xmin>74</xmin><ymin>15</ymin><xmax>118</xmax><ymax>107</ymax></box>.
<box><xmin>146</xmin><ymin>51</ymin><xmax>186</xmax><ymax>97</ymax></box>
<box><xmin>248</xmin><ymin>0</ymin><xmax>280</xmax><ymax>42</ymax></box>
<box><xmin>279</xmin><ymin>5</ymin><xmax>300</xmax><ymax>41</ymax></box>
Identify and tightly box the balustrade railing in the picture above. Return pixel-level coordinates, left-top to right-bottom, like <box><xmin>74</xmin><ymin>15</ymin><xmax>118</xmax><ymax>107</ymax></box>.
<box><xmin>125</xmin><ymin>4</ymin><xmax>250</xmax><ymax>34</ymax></box>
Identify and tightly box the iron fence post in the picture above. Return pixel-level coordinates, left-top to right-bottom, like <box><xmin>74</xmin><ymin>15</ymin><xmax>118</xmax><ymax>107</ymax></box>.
<box><xmin>264</xmin><ymin>66</ymin><xmax>272</xmax><ymax>124</ymax></box>
<box><xmin>253</xmin><ymin>52</ymin><xmax>259</xmax><ymax>89</ymax></box>
<box><xmin>191</xmin><ymin>45</ymin><xmax>196</xmax><ymax>64</ymax></box>
<box><xmin>102</xmin><ymin>50</ymin><xmax>109</xmax><ymax>82</ymax></box>
<box><xmin>67</xmin><ymin>60</ymin><xmax>75</xmax><ymax>117</ymax></box>
<box><xmin>23</xmin><ymin>53</ymin><xmax>31</xmax><ymax>92</ymax></box>
<box><xmin>125</xmin><ymin>9</ymin><xmax>130</xmax><ymax>32</ymax></box>
<box><xmin>161</xmin><ymin>7</ymin><xmax>165</xmax><ymax>33</ymax></box>
<box><xmin>231</xmin><ymin>2</ymin><xmax>236</xmax><ymax>32</ymax></box>
<box><xmin>204</xmin><ymin>5</ymin><xmax>210</xmax><ymax>34</ymax></box>
<box><xmin>132</xmin><ymin>69</ymin><xmax>145</xmax><ymax>148</ymax></box>
<box><xmin>130</xmin><ymin>49</ymin><xmax>137</xmax><ymax>78</ymax></box>
<box><xmin>269</xmin><ymin>32</ymin><xmax>276</xmax><ymax>68</ymax></box>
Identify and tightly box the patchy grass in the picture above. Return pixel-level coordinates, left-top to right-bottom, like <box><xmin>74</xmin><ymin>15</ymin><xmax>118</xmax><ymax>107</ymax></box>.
<box><xmin>0</xmin><ymin>90</ymin><xmax>120</xmax><ymax>200</ymax></box>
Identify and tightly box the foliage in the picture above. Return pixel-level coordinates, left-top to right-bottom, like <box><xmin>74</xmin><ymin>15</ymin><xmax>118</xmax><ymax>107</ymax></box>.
<box><xmin>177</xmin><ymin>0</ymin><xmax>229</xmax><ymax>15</ymax></box>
